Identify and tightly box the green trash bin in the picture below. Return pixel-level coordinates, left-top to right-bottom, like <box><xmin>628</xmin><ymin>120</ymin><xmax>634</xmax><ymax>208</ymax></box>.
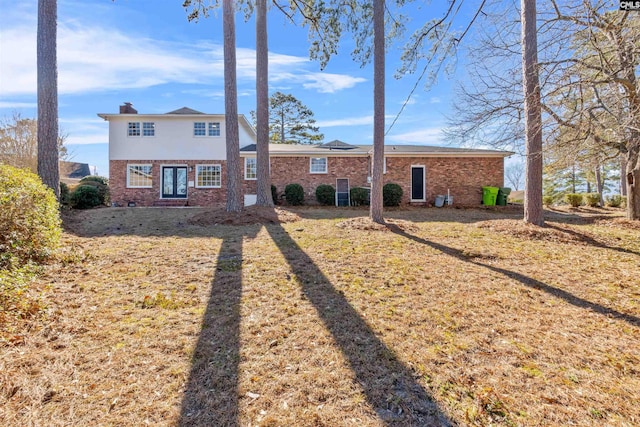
<box><xmin>482</xmin><ymin>186</ymin><xmax>499</xmax><ymax>206</ymax></box>
<box><xmin>497</xmin><ymin>187</ymin><xmax>511</xmax><ymax>206</ymax></box>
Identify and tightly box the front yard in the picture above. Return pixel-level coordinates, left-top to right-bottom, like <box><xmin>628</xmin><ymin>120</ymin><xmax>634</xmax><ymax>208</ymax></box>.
<box><xmin>1</xmin><ymin>206</ymin><xmax>639</xmax><ymax>426</ymax></box>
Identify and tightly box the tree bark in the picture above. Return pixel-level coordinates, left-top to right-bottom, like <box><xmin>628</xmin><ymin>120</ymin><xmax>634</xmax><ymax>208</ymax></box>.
<box><xmin>255</xmin><ymin>0</ymin><xmax>273</xmax><ymax>207</ymax></box>
<box><xmin>620</xmin><ymin>154</ymin><xmax>627</xmax><ymax>196</ymax></box>
<box><xmin>37</xmin><ymin>0</ymin><xmax>59</xmax><ymax>199</ymax></box>
<box><xmin>626</xmin><ymin>138</ymin><xmax>640</xmax><ymax>220</ymax></box>
<box><xmin>223</xmin><ymin>0</ymin><xmax>242</xmax><ymax>212</ymax></box>
<box><xmin>521</xmin><ymin>0</ymin><xmax>544</xmax><ymax>226</ymax></box>
<box><xmin>595</xmin><ymin>164</ymin><xmax>603</xmax><ymax>207</ymax></box>
<box><xmin>369</xmin><ymin>0</ymin><xmax>385</xmax><ymax>224</ymax></box>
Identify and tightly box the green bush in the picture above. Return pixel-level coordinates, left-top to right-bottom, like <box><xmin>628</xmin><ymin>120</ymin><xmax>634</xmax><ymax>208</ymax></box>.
<box><xmin>565</xmin><ymin>193</ymin><xmax>583</xmax><ymax>207</ymax></box>
<box><xmin>383</xmin><ymin>183</ymin><xmax>403</xmax><ymax>207</ymax></box>
<box><xmin>80</xmin><ymin>175</ymin><xmax>108</xmax><ymax>186</ymax></box>
<box><xmin>350</xmin><ymin>187</ymin><xmax>369</xmax><ymax>206</ymax></box>
<box><xmin>584</xmin><ymin>193</ymin><xmax>600</xmax><ymax>207</ymax></box>
<box><xmin>271</xmin><ymin>184</ymin><xmax>278</xmax><ymax>205</ymax></box>
<box><xmin>0</xmin><ymin>165</ymin><xmax>61</xmax><ymax>269</ymax></box>
<box><xmin>543</xmin><ymin>195</ymin><xmax>554</xmax><ymax>206</ymax></box>
<box><xmin>621</xmin><ymin>196</ymin><xmax>627</xmax><ymax>209</ymax></box>
<box><xmin>284</xmin><ymin>183</ymin><xmax>304</xmax><ymax>206</ymax></box>
<box><xmin>60</xmin><ymin>182</ymin><xmax>70</xmax><ymax>206</ymax></box>
<box><xmin>315</xmin><ymin>184</ymin><xmax>335</xmax><ymax>206</ymax></box>
<box><xmin>78</xmin><ymin>176</ymin><xmax>109</xmax><ymax>205</ymax></box>
<box><xmin>70</xmin><ymin>185</ymin><xmax>102</xmax><ymax>209</ymax></box>
<box><xmin>605</xmin><ymin>194</ymin><xmax>623</xmax><ymax>208</ymax></box>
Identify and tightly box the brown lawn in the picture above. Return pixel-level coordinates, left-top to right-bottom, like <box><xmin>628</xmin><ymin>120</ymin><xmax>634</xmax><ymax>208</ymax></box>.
<box><xmin>1</xmin><ymin>205</ymin><xmax>639</xmax><ymax>426</ymax></box>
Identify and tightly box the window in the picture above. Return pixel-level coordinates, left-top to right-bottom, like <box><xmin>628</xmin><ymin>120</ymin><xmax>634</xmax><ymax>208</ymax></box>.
<box><xmin>208</xmin><ymin>122</ymin><xmax>221</xmax><ymax>136</ymax></box>
<box><xmin>310</xmin><ymin>157</ymin><xmax>327</xmax><ymax>174</ymax></box>
<box><xmin>142</xmin><ymin>122</ymin><xmax>155</xmax><ymax>137</ymax></box>
<box><xmin>245</xmin><ymin>158</ymin><xmax>257</xmax><ymax>180</ymax></box>
<box><xmin>128</xmin><ymin>122</ymin><xmax>140</xmax><ymax>137</ymax></box>
<box><xmin>196</xmin><ymin>165</ymin><xmax>221</xmax><ymax>188</ymax></box>
<box><xmin>127</xmin><ymin>164</ymin><xmax>152</xmax><ymax>188</ymax></box>
<box><xmin>194</xmin><ymin>122</ymin><xmax>206</xmax><ymax>136</ymax></box>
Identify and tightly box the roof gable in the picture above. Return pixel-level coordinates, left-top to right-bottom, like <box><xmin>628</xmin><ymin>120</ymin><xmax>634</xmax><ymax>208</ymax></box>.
<box><xmin>165</xmin><ymin>107</ymin><xmax>204</xmax><ymax>115</ymax></box>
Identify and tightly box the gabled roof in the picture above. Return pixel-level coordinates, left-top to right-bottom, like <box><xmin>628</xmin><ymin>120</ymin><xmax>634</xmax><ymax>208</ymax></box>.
<box><xmin>165</xmin><ymin>107</ymin><xmax>204</xmax><ymax>115</ymax></box>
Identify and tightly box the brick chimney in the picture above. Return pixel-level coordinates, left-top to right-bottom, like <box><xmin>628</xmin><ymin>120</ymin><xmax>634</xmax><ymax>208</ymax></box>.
<box><xmin>119</xmin><ymin>102</ymin><xmax>138</xmax><ymax>114</ymax></box>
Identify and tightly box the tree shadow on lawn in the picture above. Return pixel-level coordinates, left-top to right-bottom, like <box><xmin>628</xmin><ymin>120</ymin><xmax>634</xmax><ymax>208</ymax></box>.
<box><xmin>178</xmin><ymin>226</ymin><xmax>259</xmax><ymax>426</ymax></box>
<box><xmin>265</xmin><ymin>223</ymin><xmax>455</xmax><ymax>426</ymax></box>
<box><xmin>388</xmin><ymin>225</ymin><xmax>640</xmax><ymax>329</ymax></box>
<box><xmin>545</xmin><ymin>223</ymin><xmax>640</xmax><ymax>257</ymax></box>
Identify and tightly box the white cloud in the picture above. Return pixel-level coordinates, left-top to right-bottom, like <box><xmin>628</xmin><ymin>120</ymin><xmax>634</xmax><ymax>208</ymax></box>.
<box><xmin>60</xmin><ymin>117</ymin><xmax>108</xmax><ymax>145</ymax></box>
<box><xmin>0</xmin><ymin>16</ymin><xmax>365</xmax><ymax>97</ymax></box>
<box><xmin>0</xmin><ymin>101</ymin><xmax>37</xmax><ymax>109</ymax></box>
<box><xmin>430</xmin><ymin>97</ymin><xmax>441</xmax><ymax>104</ymax></box>
<box><xmin>387</xmin><ymin>127</ymin><xmax>444</xmax><ymax>144</ymax></box>
<box><xmin>316</xmin><ymin>115</ymin><xmax>373</xmax><ymax>127</ymax></box>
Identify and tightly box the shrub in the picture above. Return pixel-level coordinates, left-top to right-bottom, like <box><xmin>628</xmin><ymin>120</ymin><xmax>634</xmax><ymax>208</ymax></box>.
<box><xmin>543</xmin><ymin>195</ymin><xmax>554</xmax><ymax>206</ymax></box>
<box><xmin>621</xmin><ymin>196</ymin><xmax>627</xmax><ymax>209</ymax></box>
<box><xmin>383</xmin><ymin>183</ymin><xmax>403</xmax><ymax>207</ymax></box>
<box><xmin>0</xmin><ymin>165</ymin><xmax>61</xmax><ymax>269</ymax></box>
<box><xmin>80</xmin><ymin>175</ymin><xmax>108</xmax><ymax>186</ymax></box>
<box><xmin>271</xmin><ymin>184</ymin><xmax>278</xmax><ymax>205</ymax></box>
<box><xmin>605</xmin><ymin>194</ymin><xmax>623</xmax><ymax>208</ymax></box>
<box><xmin>60</xmin><ymin>182</ymin><xmax>70</xmax><ymax>206</ymax></box>
<box><xmin>565</xmin><ymin>193</ymin><xmax>583</xmax><ymax>207</ymax></box>
<box><xmin>79</xmin><ymin>176</ymin><xmax>109</xmax><ymax>205</ymax></box>
<box><xmin>70</xmin><ymin>185</ymin><xmax>102</xmax><ymax>209</ymax></box>
<box><xmin>284</xmin><ymin>183</ymin><xmax>304</xmax><ymax>206</ymax></box>
<box><xmin>350</xmin><ymin>187</ymin><xmax>369</xmax><ymax>206</ymax></box>
<box><xmin>315</xmin><ymin>184</ymin><xmax>335</xmax><ymax>206</ymax></box>
<box><xmin>584</xmin><ymin>193</ymin><xmax>600</xmax><ymax>207</ymax></box>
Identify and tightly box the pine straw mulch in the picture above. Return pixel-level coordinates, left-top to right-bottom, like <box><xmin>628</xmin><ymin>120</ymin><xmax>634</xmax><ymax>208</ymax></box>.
<box><xmin>188</xmin><ymin>206</ymin><xmax>301</xmax><ymax>226</ymax></box>
<box><xmin>476</xmin><ymin>220</ymin><xmax>592</xmax><ymax>245</ymax></box>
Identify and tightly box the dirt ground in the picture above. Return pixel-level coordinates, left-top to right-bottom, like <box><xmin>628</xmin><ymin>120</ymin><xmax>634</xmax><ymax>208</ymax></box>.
<box><xmin>1</xmin><ymin>205</ymin><xmax>639</xmax><ymax>426</ymax></box>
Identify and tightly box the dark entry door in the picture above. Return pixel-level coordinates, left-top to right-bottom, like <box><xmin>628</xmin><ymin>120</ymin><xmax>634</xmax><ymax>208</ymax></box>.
<box><xmin>162</xmin><ymin>166</ymin><xmax>188</xmax><ymax>198</ymax></box>
<box><xmin>411</xmin><ymin>166</ymin><xmax>425</xmax><ymax>201</ymax></box>
<box><xmin>336</xmin><ymin>178</ymin><xmax>350</xmax><ymax>206</ymax></box>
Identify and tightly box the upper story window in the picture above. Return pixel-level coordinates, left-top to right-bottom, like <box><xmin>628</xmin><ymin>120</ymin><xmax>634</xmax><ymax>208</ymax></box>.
<box><xmin>196</xmin><ymin>164</ymin><xmax>221</xmax><ymax>188</ymax></box>
<box><xmin>194</xmin><ymin>122</ymin><xmax>206</xmax><ymax>136</ymax></box>
<box><xmin>128</xmin><ymin>122</ymin><xmax>140</xmax><ymax>137</ymax></box>
<box><xmin>208</xmin><ymin>122</ymin><xmax>221</xmax><ymax>136</ymax></box>
<box><xmin>310</xmin><ymin>157</ymin><xmax>327</xmax><ymax>174</ymax></box>
<box><xmin>142</xmin><ymin>122</ymin><xmax>155</xmax><ymax>137</ymax></box>
<box><xmin>244</xmin><ymin>157</ymin><xmax>257</xmax><ymax>180</ymax></box>
<box><xmin>128</xmin><ymin>122</ymin><xmax>154</xmax><ymax>137</ymax></box>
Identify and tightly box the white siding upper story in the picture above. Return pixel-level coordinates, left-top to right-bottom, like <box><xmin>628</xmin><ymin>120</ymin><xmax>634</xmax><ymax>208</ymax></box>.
<box><xmin>98</xmin><ymin>109</ymin><xmax>256</xmax><ymax>161</ymax></box>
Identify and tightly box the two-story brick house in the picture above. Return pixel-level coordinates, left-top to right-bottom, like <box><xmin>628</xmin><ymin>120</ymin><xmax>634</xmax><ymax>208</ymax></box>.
<box><xmin>99</xmin><ymin>104</ymin><xmax>255</xmax><ymax>207</ymax></box>
<box><xmin>100</xmin><ymin>104</ymin><xmax>512</xmax><ymax>207</ymax></box>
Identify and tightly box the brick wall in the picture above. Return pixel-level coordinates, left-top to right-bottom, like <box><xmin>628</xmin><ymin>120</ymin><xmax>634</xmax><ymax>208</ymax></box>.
<box><xmin>383</xmin><ymin>157</ymin><xmax>504</xmax><ymax>205</ymax></box>
<box><xmin>268</xmin><ymin>156</ymin><xmax>370</xmax><ymax>204</ymax></box>
<box><xmin>110</xmin><ymin>160</ymin><xmax>227</xmax><ymax>207</ymax></box>
<box><xmin>267</xmin><ymin>155</ymin><xmax>503</xmax><ymax>206</ymax></box>
<box><xmin>111</xmin><ymin>155</ymin><xmax>504</xmax><ymax>207</ymax></box>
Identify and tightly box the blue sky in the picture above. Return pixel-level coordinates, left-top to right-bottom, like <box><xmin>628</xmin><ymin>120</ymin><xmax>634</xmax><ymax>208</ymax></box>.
<box><xmin>0</xmin><ymin>0</ymin><xmax>497</xmax><ymax>177</ymax></box>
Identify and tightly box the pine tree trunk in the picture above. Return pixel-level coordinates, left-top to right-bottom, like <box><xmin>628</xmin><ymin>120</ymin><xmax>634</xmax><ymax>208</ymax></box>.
<box><xmin>521</xmin><ymin>0</ymin><xmax>544</xmax><ymax>226</ymax></box>
<box><xmin>369</xmin><ymin>0</ymin><xmax>385</xmax><ymax>224</ymax></box>
<box><xmin>223</xmin><ymin>0</ymin><xmax>242</xmax><ymax>213</ymax></box>
<box><xmin>255</xmin><ymin>0</ymin><xmax>273</xmax><ymax>207</ymax></box>
<box><xmin>595</xmin><ymin>164</ymin><xmax>603</xmax><ymax>206</ymax></box>
<box><xmin>37</xmin><ymin>0</ymin><xmax>59</xmax><ymax>199</ymax></box>
<box><xmin>626</xmin><ymin>139</ymin><xmax>640</xmax><ymax>220</ymax></box>
<box><xmin>620</xmin><ymin>153</ymin><xmax>627</xmax><ymax>196</ymax></box>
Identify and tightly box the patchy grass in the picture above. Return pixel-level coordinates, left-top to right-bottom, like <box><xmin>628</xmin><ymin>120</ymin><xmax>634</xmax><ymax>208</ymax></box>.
<box><xmin>1</xmin><ymin>206</ymin><xmax>639</xmax><ymax>426</ymax></box>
